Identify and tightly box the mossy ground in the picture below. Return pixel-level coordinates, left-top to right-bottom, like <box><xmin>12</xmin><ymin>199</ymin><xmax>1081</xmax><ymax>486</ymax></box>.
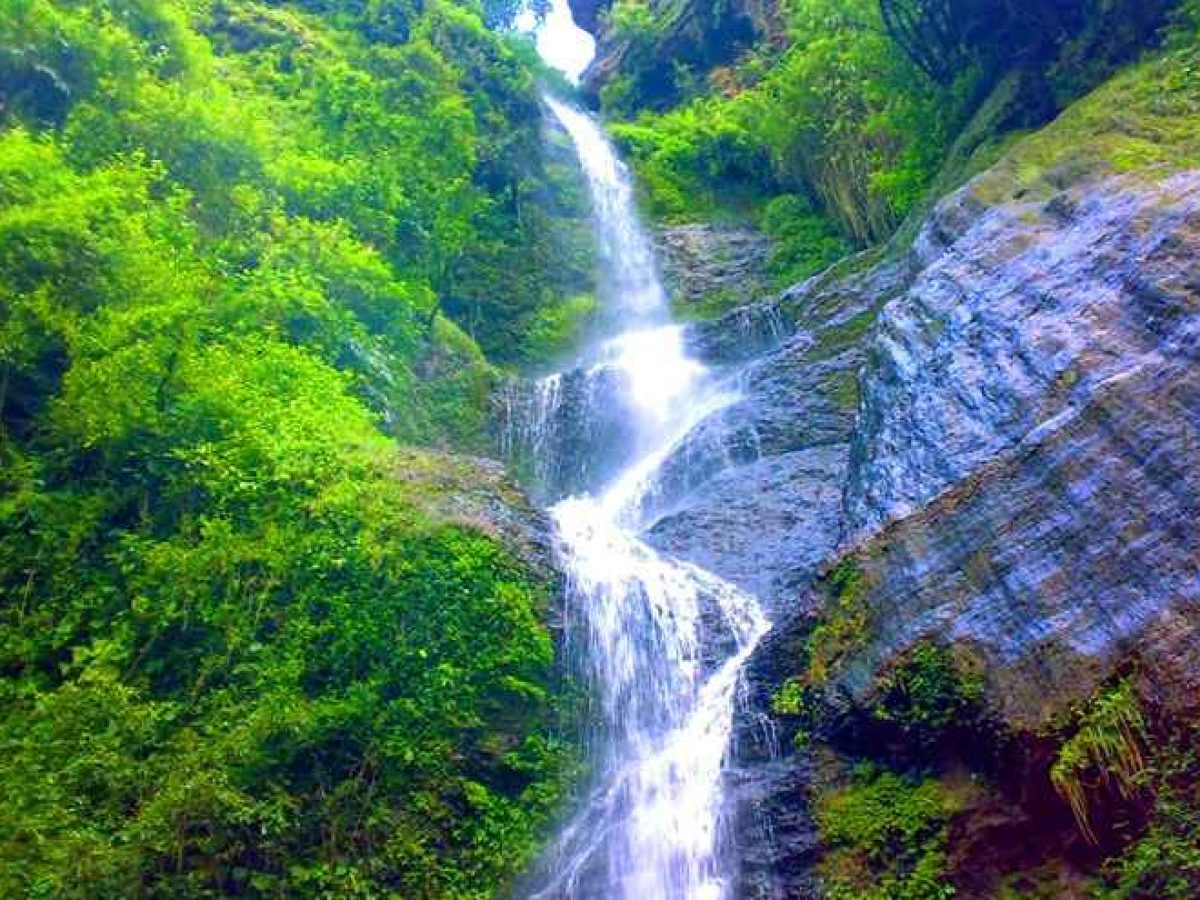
<box><xmin>973</xmin><ymin>47</ymin><xmax>1200</xmax><ymax>205</ymax></box>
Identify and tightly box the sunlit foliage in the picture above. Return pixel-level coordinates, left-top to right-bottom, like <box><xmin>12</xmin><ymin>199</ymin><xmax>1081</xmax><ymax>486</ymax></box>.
<box><xmin>0</xmin><ymin>0</ymin><xmax>585</xmax><ymax>894</ymax></box>
<box><xmin>604</xmin><ymin>0</ymin><xmax>1179</xmax><ymax>251</ymax></box>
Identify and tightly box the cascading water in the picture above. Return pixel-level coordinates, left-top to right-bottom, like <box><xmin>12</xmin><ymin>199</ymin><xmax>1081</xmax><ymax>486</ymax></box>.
<box><xmin>517</xmin><ymin>13</ymin><xmax>771</xmax><ymax>898</ymax></box>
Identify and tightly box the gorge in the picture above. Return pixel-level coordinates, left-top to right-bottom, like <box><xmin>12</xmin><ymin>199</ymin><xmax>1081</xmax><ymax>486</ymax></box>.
<box><xmin>1</xmin><ymin>0</ymin><xmax>1199</xmax><ymax>897</ymax></box>
<box><xmin>515</xmin><ymin>1</ymin><xmax>1200</xmax><ymax>896</ymax></box>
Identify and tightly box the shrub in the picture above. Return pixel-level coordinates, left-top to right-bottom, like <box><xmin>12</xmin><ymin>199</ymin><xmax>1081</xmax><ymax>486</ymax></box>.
<box><xmin>816</xmin><ymin>765</ymin><xmax>966</xmax><ymax>900</ymax></box>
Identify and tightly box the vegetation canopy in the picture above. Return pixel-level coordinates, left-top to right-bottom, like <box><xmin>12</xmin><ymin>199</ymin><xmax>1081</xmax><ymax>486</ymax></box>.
<box><xmin>0</xmin><ymin>0</ymin><xmax>590</xmax><ymax>895</ymax></box>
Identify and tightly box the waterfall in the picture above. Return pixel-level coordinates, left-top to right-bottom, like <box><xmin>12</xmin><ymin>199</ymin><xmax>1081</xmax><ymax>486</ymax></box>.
<box><xmin>523</xmin><ymin>77</ymin><xmax>771</xmax><ymax>900</ymax></box>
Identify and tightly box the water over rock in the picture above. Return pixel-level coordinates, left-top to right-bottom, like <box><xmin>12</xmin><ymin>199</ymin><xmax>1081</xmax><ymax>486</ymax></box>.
<box><xmin>518</xmin><ymin>94</ymin><xmax>772</xmax><ymax>900</ymax></box>
<box><xmin>511</xmin><ymin>25</ymin><xmax>1200</xmax><ymax>892</ymax></box>
<box><xmin>640</xmin><ymin>256</ymin><xmax>910</xmax><ymax>613</ymax></box>
<box><xmin>498</xmin><ymin>364</ymin><xmax>641</xmax><ymax>503</ymax></box>
<box><xmin>682</xmin><ymin>299</ymin><xmax>792</xmax><ymax>365</ymax></box>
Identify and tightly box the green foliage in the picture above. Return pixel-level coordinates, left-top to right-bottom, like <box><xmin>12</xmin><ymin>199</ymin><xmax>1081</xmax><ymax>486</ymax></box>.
<box><xmin>610</xmin><ymin>104</ymin><xmax>769</xmax><ymax>222</ymax></box>
<box><xmin>771</xmin><ymin>678</ymin><xmax>808</xmax><ymax>717</ymax></box>
<box><xmin>807</xmin><ymin>309</ymin><xmax>878</xmax><ymax>362</ymax></box>
<box><xmin>603</xmin><ymin>0</ymin><xmax>1178</xmax><ymax>261</ymax></box>
<box><xmin>1098</xmin><ymin>724</ymin><xmax>1200</xmax><ymax>898</ymax></box>
<box><xmin>610</xmin><ymin>0</ymin><xmax>966</xmax><ymax>246</ymax></box>
<box><xmin>972</xmin><ymin>45</ymin><xmax>1200</xmax><ymax>206</ymax></box>
<box><xmin>872</xmin><ymin>643</ymin><xmax>985</xmax><ymax>738</ymax></box>
<box><xmin>803</xmin><ymin>559</ymin><xmax>871</xmax><ymax>687</ymax></box>
<box><xmin>597</xmin><ymin>0</ymin><xmax>760</xmax><ymax>117</ymax></box>
<box><xmin>881</xmin><ymin>0</ymin><xmax>1173</xmax><ymax>97</ymax></box>
<box><xmin>1050</xmin><ymin>678</ymin><xmax>1149</xmax><ymax>844</ymax></box>
<box><xmin>0</xmin><ymin>0</ymin><xmax>586</xmax><ymax>894</ymax></box>
<box><xmin>1168</xmin><ymin>0</ymin><xmax>1200</xmax><ymax>44</ymax></box>
<box><xmin>761</xmin><ymin>194</ymin><xmax>849</xmax><ymax>287</ymax></box>
<box><xmin>520</xmin><ymin>292</ymin><xmax>598</xmax><ymax>365</ymax></box>
<box><xmin>816</xmin><ymin>764</ymin><xmax>966</xmax><ymax>900</ymax></box>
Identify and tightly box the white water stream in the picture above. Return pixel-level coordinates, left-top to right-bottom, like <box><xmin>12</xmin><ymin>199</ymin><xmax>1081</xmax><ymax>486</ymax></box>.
<box><xmin>523</xmin><ymin>13</ymin><xmax>771</xmax><ymax>898</ymax></box>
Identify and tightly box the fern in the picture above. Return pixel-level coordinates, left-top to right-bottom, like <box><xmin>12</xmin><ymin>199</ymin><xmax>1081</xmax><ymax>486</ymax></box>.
<box><xmin>1050</xmin><ymin>678</ymin><xmax>1148</xmax><ymax>842</ymax></box>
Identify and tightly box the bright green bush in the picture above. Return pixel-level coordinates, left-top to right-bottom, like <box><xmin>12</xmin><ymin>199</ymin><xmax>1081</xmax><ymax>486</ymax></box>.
<box><xmin>0</xmin><ymin>1</ymin><xmax>586</xmax><ymax>894</ymax></box>
<box><xmin>521</xmin><ymin>292</ymin><xmax>598</xmax><ymax>365</ymax></box>
<box><xmin>803</xmin><ymin>559</ymin><xmax>871</xmax><ymax>687</ymax></box>
<box><xmin>1168</xmin><ymin>0</ymin><xmax>1200</xmax><ymax>42</ymax></box>
<box><xmin>816</xmin><ymin>765</ymin><xmax>966</xmax><ymax>900</ymax></box>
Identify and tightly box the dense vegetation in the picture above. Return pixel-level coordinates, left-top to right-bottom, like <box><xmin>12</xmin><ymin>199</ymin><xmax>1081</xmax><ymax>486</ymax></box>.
<box><xmin>0</xmin><ymin>0</ymin><xmax>592</xmax><ymax>895</ymax></box>
<box><xmin>597</xmin><ymin>0</ymin><xmax>1189</xmax><ymax>285</ymax></box>
<box><xmin>2</xmin><ymin>0</ymin><xmax>1198</xmax><ymax>894</ymax></box>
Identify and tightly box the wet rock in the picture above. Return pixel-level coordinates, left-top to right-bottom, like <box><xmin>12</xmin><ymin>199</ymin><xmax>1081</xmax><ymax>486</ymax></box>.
<box><xmin>810</xmin><ymin>175</ymin><xmax>1200</xmax><ymax>726</ymax></box>
<box><xmin>847</xmin><ymin>172</ymin><xmax>1200</xmax><ymax>544</ymax></box>
<box><xmin>566</xmin><ymin>0</ymin><xmax>607</xmax><ymax>35</ymax></box>
<box><xmin>725</xmin><ymin>756</ymin><xmax>821</xmax><ymax>900</ymax></box>
<box><xmin>684</xmin><ymin>299</ymin><xmax>793</xmax><ymax>366</ymax></box>
<box><xmin>814</xmin><ymin>171</ymin><xmax>1200</xmax><ymax>722</ymax></box>
<box><xmin>724</xmin><ymin>623</ymin><xmax>823</xmax><ymax>900</ymax></box>
<box><xmin>656</xmin><ymin>224</ymin><xmax>773</xmax><ymax>316</ymax></box>
<box><xmin>648</xmin><ymin>447</ymin><xmax>848</xmax><ymax>611</ymax></box>
<box><xmin>717</xmin><ymin>160</ymin><xmax>1200</xmax><ymax>890</ymax></box>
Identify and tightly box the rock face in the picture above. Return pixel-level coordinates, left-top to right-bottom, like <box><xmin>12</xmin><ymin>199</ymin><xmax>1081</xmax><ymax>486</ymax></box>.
<box><xmin>391</xmin><ymin>448</ymin><xmax>562</xmax><ymax>583</ymax></box>
<box><xmin>567</xmin><ymin>0</ymin><xmax>607</xmax><ymax>35</ymax></box>
<box><xmin>726</xmin><ymin>622</ymin><xmax>822</xmax><ymax>900</ymax></box>
<box><xmin>656</xmin><ymin>224</ymin><xmax>773</xmax><ymax>316</ymax></box>
<box><xmin>570</xmin><ymin>0</ymin><xmax>778</xmax><ymax>109</ymax></box>
<box><xmin>836</xmin><ymin>171</ymin><xmax>1200</xmax><ymax>724</ymax></box>
<box><xmin>711</xmin><ymin>160</ymin><xmax>1200</xmax><ymax>893</ymax></box>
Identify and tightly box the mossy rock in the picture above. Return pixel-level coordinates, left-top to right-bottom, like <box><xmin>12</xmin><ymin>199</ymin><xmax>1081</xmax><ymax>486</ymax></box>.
<box><xmin>971</xmin><ymin>48</ymin><xmax>1200</xmax><ymax>206</ymax></box>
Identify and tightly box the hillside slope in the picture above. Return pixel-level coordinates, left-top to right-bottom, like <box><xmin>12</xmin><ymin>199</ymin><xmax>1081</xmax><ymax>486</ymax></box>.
<box><xmin>0</xmin><ymin>1</ymin><xmax>590</xmax><ymax>895</ymax></box>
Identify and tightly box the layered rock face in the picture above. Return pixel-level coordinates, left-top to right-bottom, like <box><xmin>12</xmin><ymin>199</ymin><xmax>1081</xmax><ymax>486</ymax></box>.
<box><xmin>839</xmin><ymin>170</ymin><xmax>1200</xmax><ymax>723</ymax></box>
<box><xmin>717</xmin><ymin>157</ymin><xmax>1200</xmax><ymax>896</ymax></box>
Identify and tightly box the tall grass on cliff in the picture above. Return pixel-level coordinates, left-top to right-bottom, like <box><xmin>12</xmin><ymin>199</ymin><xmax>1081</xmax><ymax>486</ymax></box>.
<box><xmin>1051</xmin><ymin>679</ymin><xmax>1149</xmax><ymax>844</ymax></box>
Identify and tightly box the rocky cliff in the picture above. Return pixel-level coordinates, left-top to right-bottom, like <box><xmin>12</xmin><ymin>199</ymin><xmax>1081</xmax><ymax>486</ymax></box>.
<box><xmin>568</xmin><ymin>0</ymin><xmax>779</xmax><ymax>109</ymax></box>
<box><xmin>648</xmin><ymin>48</ymin><xmax>1200</xmax><ymax>897</ymax></box>
<box><xmin>496</xmin><ymin>34</ymin><xmax>1200</xmax><ymax>894</ymax></box>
